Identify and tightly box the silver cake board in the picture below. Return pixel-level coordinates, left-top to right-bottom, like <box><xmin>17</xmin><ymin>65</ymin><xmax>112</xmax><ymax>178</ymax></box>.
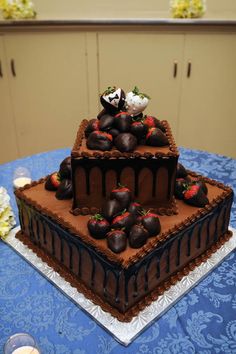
<box><xmin>4</xmin><ymin>226</ymin><xmax>236</xmax><ymax>346</ymax></box>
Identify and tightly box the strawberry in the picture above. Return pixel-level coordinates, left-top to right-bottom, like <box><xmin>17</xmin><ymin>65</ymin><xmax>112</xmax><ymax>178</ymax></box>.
<box><xmin>114</xmin><ymin>111</ymin><xmax>132</xmax><ymax>132</ymax></box>
<box><xmin>45</xmin><ymin>172</ymin><xmax>61</xmax><ymax>191</ymax></box>
<box><xmin>55</xmin><ymin>179</ymin><xmax>73</xmax><ymax>200</ymax></box>
<box><xmin>176</xmin><ymin>163</ymin><xmax>188</xmax><ymax>178</ymax></box>
<box><xmin>139</xmin><ymin>211</ymin><xmax>161</xmax><ymax>237</ymax></box>
<box><xmin>129</xmin><ymin>224</ymin><xmax>149</xmax><ymax>248</ymax></box>
<box><xmin>59</xmin><ymin>156</ymin><xmax>71</xmax><ymax>179</ymax></box>
<box><xmin>130</xmin><ymin>121</ymin><xmax>147</xmax><ymax>140</ymax></box>
<box><xmin>85</xmin><ymin>119</ymin><xmax>100</xmax><ymax>137</ymax></box>
<box><xmin>87</xmin><ymin>214</ymin><xmax>110</xmax><ymax>239</ymax></box>
<box><xmin>125</xmin><ymin>86</ymin><xmax>150</xmax><ymax>117</ymax></box>
<box><xmin>101</xmin><ymin>199</ymin><xmax>123</xmax><ymax>221</ymax></box>
<box><xmin>111</xmin><ymin>211</ymin><xmax>135</xmax><ymax>231</ymax></box>
<box><xmin>146</xmin><ymin>127</ymin><xmax>169</xmax><ymax>147</ymax></box>
<box><xmin>143</xmin><ymin>115</ymin><xmax>165</xmax><ymax>132</ymax></box>
<box><xmin>183</xmin><ymin>184</ymin><xmax>209</xmax><ymax>207</ymax></box>
<box><xmin>128</xmin><ymin>201</ymin><xmax>143</xmax><ymax>217</ymax></box>
<box><xmin>174</xmin><ymin>177</ymin><xmax>190</xmax><ymax>200</ymax></box>
<box><xmin>114</xmin><ymin>133</ymin><xmax>137</xmax><ymax>152</ymax></box>
<box><xmin>97</xmin><ymin>108</ymin><xmax>108</xmax><ymax>120</ymax></box>
<box><xmin>100</xmin><ymin>86</ymin><xmax>126</xmax><ymax>114</ymax></box>
<box><xmin>99</xmin><ymin>114</ymin><xmax>115</xmax><ymax>131</ymax></box>
<box><xmin>191</xmin><ymin>178</ymin><xmax>208</xmax><ymax>195</ymax></box>
<box><xmin>107</xmin><ymin>230</ymin><xmax>127</xmax><ymax>253</ymax></box>
<box><xmin>110</xmin><ymin>185</ymin><xmax>132</xmax><ymax>209</ymax></box>
<box><xmin>108</xmin><ymin>128</ymin><xmax>120</xmax><ymax>138</ymax></box>
<box><xmin>86</xmin><ymin>131</ymin><xmax>113</xmax><ymax>151</ymax></box>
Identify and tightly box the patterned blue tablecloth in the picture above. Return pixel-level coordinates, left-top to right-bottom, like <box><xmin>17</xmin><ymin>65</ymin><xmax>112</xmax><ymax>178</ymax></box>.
<box><xmin>0</xmin><ymin>148</ymin><xmax>236</xmax><ymax>354</ymax></box>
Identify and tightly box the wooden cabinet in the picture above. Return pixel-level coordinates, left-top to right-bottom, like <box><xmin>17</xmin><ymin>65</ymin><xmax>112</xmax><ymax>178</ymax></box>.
<box><xmin>3</xmin><ymin>32</ymin><xmax>89</xmax><ymax>158</ymax></box>
<box><xmin>98</xmin><ymin>32</ymin><xmax>184</xmax><ymax>137</ymax></box>
<box><xmin>0</xmin><ymin>29</ymin><xmax>235</xmax><ymax>164</ymax></box>
<box><xmin>0</xmin><ymin>36</ymin><xmax>18</xmax><ymax>163</ymax></box>
<box><xmin>178</xmin><ymin>33</ymin><xmax>236</xmax><ymax>157</ymax></box>
<box><xmin>98</xmin><ymin>31</ymin><xmax>236</xmax><ymax>157</ymax></box>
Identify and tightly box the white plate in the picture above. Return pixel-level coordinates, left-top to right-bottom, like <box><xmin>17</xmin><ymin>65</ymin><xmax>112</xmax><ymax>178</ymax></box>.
<box><xmin>4</xmin><ymin>226</ymin><xmax>236</xmax><ymax>346</ymax></box>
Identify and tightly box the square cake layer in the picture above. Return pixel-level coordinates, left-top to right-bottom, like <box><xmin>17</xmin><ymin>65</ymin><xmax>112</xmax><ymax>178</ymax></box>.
<box><xmin>71</xmin><ymin>120</ymin><xmax>179</xmax><ymax>215</ymax></box>
<box><xmin>15</xmin><ymin>173</ymin><xmax>233</xmax><ymax>322</ymax></box>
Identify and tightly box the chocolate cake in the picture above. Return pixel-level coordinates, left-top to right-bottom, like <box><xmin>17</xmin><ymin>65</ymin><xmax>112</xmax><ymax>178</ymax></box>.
<box><xmin>71</xmin><ymin>119</ymin><xmax>178</xmax><ymax>215</ymax></box>
<box><xmin>14</xmin><ymin>86</ymin><xmax>234</xmax><ymax>322</ymax></box>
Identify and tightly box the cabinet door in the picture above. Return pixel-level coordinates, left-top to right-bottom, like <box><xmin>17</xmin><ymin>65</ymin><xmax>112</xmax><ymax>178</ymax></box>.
<box><xmin>98</xmin><ymin>32</ymin><xmax>184</xmax><ymax>138</ymax></box>
<box><xmin>178</xmin><ymin>33</ymin><xmax>236</xmax><ymax>158</ymax></box>
<box><xmin>4</xmin><ymin>33</ymin><xmax>88</xmax><ymax>157</ymax></box>
<box><xmin>0</xmin><ymin>36</ymin><xmax>18</xmax><ymax>163</ymax></box>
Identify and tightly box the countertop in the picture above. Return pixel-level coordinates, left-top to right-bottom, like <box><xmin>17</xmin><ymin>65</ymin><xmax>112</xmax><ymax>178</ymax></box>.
<box><xmin>0</xmin><ymin>18</ymin><xmax>236</xmax><ymax>32</ymax></box>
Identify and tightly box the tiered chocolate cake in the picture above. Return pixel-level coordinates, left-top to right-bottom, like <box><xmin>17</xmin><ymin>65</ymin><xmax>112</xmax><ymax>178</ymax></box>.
<box><xmin>15</xmin><ymin>86</ymin><xmax>233</xmax><ymax>322</ymax></box>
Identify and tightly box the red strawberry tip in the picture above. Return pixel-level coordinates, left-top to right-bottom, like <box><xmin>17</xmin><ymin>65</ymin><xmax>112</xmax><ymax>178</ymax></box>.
<box><xmin>184</xmin><ymin>184</ymin><xmax>200</xmax><ymax>199</ymax></box>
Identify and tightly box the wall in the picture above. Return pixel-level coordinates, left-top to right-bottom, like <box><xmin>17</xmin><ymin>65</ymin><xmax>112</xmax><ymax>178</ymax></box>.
<box><xmin>30</xmin><ymin>0</ymin><xmax>236</xmax><ymax>20</ymax></box>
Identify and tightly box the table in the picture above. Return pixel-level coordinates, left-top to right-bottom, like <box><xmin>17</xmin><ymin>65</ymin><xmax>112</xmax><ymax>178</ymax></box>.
<box><xmin>0</xmin><ymin>147</ymin><xmax>236</xmax><ymax>354</ymax></box>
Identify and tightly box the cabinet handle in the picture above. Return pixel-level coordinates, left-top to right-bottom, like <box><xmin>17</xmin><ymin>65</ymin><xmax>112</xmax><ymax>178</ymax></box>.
<box><xmin>0</xmin><ymin>60</ymin><xmax>3</xmax><ymax>77</ymax></box>
<box><xmin>173</xmin><ymin>61</ymin><xmax>178</xmax><ymax>78</ymax></box>
<box><xmin>10</xmin><ymin>59</ymin><xmax>16</xmax><ymax>77</ymax></box>
<box><xmin>187</xmin><ymin>61</ymin><xmax>192</xmax><ymax>78</ymax></box>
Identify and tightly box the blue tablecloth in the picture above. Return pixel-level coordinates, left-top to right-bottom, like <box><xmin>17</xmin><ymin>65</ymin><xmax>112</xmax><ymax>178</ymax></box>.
<box><xmin>0</xmin><ymin>148</ymin><xmax>236</xmax><ymax>354</ymax></box>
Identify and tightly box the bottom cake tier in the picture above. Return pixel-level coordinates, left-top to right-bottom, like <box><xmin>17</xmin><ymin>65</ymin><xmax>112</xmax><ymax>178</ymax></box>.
<box><xmin>15</xmin><ymin>173</ymin><xmax>233</xmax><ymax>322</ymax></box>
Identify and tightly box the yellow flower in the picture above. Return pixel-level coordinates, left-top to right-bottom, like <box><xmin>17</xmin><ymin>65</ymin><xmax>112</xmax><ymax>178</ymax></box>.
<box><xmin>171</xmin><ymin>0</ymin><xmax>205</xmax><ymax>19</ymax></box>
<box><xmin>0</xmin><ymin>0</ymin><xmax>36</xmax><ymax>19</ymax></box>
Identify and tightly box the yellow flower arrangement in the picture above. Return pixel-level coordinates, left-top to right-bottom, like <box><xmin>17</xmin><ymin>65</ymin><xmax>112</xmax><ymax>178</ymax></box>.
<box><xmin>0</xmin><ymin>187</ymin><xmax>15</xmax><ymax>239</ymax></box>
<box><xmin>170</xmin><ymin>0</ymin><xmax>206</xmax><ymax>18</ymax></box>
<box><xmin>0</xmin><ymin>0</ymin><xmax>36</xmax><ymax>20</ymax></box>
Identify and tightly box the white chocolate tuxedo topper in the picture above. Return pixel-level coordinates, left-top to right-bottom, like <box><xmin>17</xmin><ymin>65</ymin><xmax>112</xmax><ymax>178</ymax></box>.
<box><xmin>125</xmin><ymin>86</ymin><xmax>150</xmax><ymax>116</ymax></box>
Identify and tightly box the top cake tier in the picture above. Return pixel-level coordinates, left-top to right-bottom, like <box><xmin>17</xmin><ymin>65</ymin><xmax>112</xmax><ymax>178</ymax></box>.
<box><xmin>71</xmin><ymin>119</ymin><xmax>179</xmax><ymax>215</ymax></box>
<box><xmin>72</xmin><ymin>120</ymin><xmax>178</xmax><ymax>159</ymax></box>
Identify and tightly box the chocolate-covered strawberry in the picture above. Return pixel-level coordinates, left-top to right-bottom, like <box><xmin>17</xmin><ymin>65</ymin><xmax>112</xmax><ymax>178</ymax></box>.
<box><xmin>129</xmin><ymin>224</ymin><xmax>149</xmax><ymax>248</ymax></box>
<box><xmin>45</xmin><ymin>172</ymin><xmax>61</xmax><ymax>191</ymax></box>
<box><xmin>110</xmin><ymin>185</ymin><xmax>132</xmax><ymax>209</ymax></box>
<box><xmin>146</xmin><ymin>127</ymin><xmax>169</xmax><ymax>147</ymax></box>
<box><xmin>101</xmin><ymin>199</ymin><xmax>123</xmax><ymax>221</ymax></box>
<box><xmin>59</xmin><ymin>156</ymin><xmax>71</xmax><ymax>179</ymax></box>
<box><xmin>114</xmin><ymin>133</ymin><xmax>137</xmax><ymax>152</ymax></box>
<box><xmin>85</xmin><ymin>119</ymin><xmax>100</xmax><ymax>137</ymax></box>
<box><xmin>192</xmin><ymin>178</ymin><xmax>208</xmax><ymax>195</ymax></box>
<box><xmin>107</xmin><ymin>230</ymin><xmax>127</xmax><ymax>253</ymax></box>
<box><xmin>139</xmin><ymin>211</ymin><xmax>161</xmax><ymax>237</ymax></box>
<box><xmin>143</xmin><ymin>116</ymin><xmax>165</xmax><ymax>132</ymax></box>
<box><xmin>100</xmin><ymin>86</ymin><xmax>126</xmax><ymax>114</ymax></box>
<box><xmin>87</xmin><ymin>131</ymin><xmax>113</xmax><ymax>151</ymax></box>
<box><xmin>126</xmin><ymin>86</ymin><xmax>150</xmax><ymax>117</ymax></box>
<box><xmin>111</xmin><ymin>211</ymin><xmax>135</xmax><ymax>231</ymax></box>
<box><xmin>99</xmin><ymin>114</ymin><xmax>115</xmax><ymax>131</ymax></box>
<box><xmin>130</xmin><ymin>121</ymin><xmax>147</xmax><ymax>140</ymax></box>
<box><xmin>97</xmin><ymin>108</ymin><xmax>108</xmax><ymax>120</ymax></box>
<box><xmin>183</xmin><ymin>184</ymin><xmax>209</xmax><ymax>207</ymax></box>
<box><xmin>114</xmin><ymin>112</ymin><xmax>132</xmax><ymax>132</ymax></box>
<box><xmin>87</xmin><ymin>214</ymin><xmax>110</xmax><ymax>239</ymax></box>
<box><xmin>55</xmin><ymin>179</ymin><xmax>73</xmax><ymax>200</ymax></box>
<box><xmin>108</xmin><ymin>128</ymin><xmax>120</xmax><ymax>138</ymax></box>
<box><xmin>128</xmin><ymin>202</ymin><xmax>143</xmax><ymax>217</ymax></box>
<box><xmin>174</xmin><ymin>178</ymin><xmax>189</xmax><ymax>200</ymax></box>
<box><xmin>176</xmin><ymin>163</ymin><xmax>188</xmax><ymax>178</ymax></box>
